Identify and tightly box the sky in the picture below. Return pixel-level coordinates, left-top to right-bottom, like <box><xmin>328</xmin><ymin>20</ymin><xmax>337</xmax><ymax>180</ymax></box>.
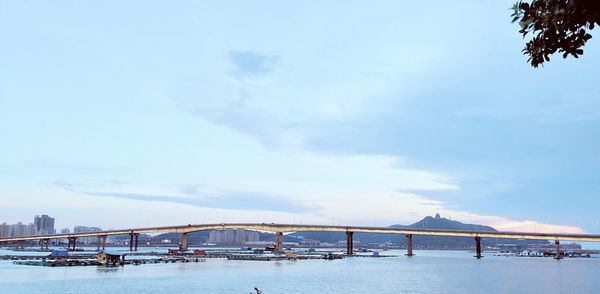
<box><xmin>1</xmin><ymin>1</ymin><xmax>599</xmax><ymax>235</ymax></box>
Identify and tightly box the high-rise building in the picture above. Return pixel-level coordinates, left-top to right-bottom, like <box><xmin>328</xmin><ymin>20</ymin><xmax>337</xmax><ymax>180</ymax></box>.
<box><xmin>246</xmin><ymin>231</ymin><xmax>259</xmax><ymax>242</ymax></box>
<box><xmin>208</xmin><ymin>229</ymin><xmax>260</xmax><ymax>244</ymax></box>
<box><xmin>7</xmin><ymin>222</ymin><xmax>36</xmax><ymax>237</ymax></box>
<box><xmin>0</xmin><ymin>223</ymin><xmax>8</xmax><ymax>238</ymax></box>
<box><xmin>34</xmin><ymin>215</ymin><xmax>55</xmax><ymax>235</ymax></box>
<box><xmin>224</xmin><ymin>229</ymin><xmax>235</xmax><ymax>243</ymax></box>
<box><xmin>0</xmin><ymin>222</ymin><xmax>37</xmax><ymax>237</ymax></box>
<box><xmin>208</xmin><ymin>230</ymin><xmax>222</xmax><ymax>243</ymax></box>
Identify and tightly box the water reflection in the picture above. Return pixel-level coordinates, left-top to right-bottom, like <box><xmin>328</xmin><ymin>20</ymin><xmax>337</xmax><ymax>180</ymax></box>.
<box><xmin>95</xmin><ymin>266</ymin><xmax>121</xmax><ymax>273</ymax></box>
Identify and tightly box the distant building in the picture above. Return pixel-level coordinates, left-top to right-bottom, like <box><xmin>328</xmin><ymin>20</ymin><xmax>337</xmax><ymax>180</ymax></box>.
<box><xmin>528</xmin><ymin>243</ymin><xmax>582</xmax><ymax>251</ymax></box>
<box><xmin>208</xmin><ymin>229</ymin><xmax>260</xmax><ymax>244</ymax></box>
<box><xmin>73</xmin><ymin>226</ymin><xmax>102</xmax><ymax>244</ymax></box>
<box><xmin>58</xmin><ymin>228</ymin><xmax>71</xmax><ymax>244</ymax></box>
<box><xmin>496</xmin><ymin>243</ymin><xmax>522</xmax><ymax>252</ymax></box>
<box><xmin>0</xmin><ymin>222</ymin><xmax>36</xmax><ymax>237</ymax></box>
<box><xmin>0</xmin><ymin>223</ymin><xmax>8</xmax><ymax>238</ymax></box>
<box><xmin>9</xmin><ymin>222</ymin><xmax>36</xmax><ymax>237</ymax></box>
<box><xmin>299</xmin><ymin>239</ymin><xmax>320</xmax><ymax>246</ymax></box>
<box><xmin>34</xmin><ymin>215</ymin><xmax>55</xmax><ymax>235</ymax></box>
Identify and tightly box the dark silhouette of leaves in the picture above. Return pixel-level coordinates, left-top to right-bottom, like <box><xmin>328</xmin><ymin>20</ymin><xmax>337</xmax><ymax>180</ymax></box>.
<box><xmin>511</xmin><ymin>0</ymin><xmax>600</xmax><ymax>67</ymax></box>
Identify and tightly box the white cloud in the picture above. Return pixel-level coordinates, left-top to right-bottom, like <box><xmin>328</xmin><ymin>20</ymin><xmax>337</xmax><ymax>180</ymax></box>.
<box><xmin>14</xmin><ymin>149</ymin><xmax>583</xmax><ymax>234</ymax></box>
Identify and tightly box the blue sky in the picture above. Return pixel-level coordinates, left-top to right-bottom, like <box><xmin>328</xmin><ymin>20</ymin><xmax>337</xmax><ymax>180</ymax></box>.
<box><xmin>1</xmin><ymin>1</ymin><xmax>599</xmax><ymax>234</ymax></box>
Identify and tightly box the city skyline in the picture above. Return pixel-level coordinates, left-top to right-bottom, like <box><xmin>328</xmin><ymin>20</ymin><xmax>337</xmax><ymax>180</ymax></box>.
<box><xmin>1</xmin><ymin>1</ymin><xmax>600</xmax><ymax>235</ymax></box>
<box><xmin>0</xmin><ymin>214</ymin><xmax>97</xmax><ymax>238</ymax></box>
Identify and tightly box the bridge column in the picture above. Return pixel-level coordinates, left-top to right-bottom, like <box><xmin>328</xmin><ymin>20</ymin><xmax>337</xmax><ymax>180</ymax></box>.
<box><xmin>274</xmin><ymin>232</ymin><xmax>283</xmax><ymax>253</ymax></box>
<box><xmin>555</xmin><ymin>240</ymin><xmax>562</xmax><ymax>260</ymax></box>
<box><xmin>179</xmin><ymin>233</ymin><xmax>188</xmax><ymax>251</ymax></box>
<box><xmin>406</xmin><ymin>234</ymin><xmax>414</xmax><ymax>257</ymax></box>
<box><xmin>129</xmin><ymin>233</ymin><xmax>134</xmax><ymax>251</ymax></box>
<box><xmin>97</xmin><ymin>236</ymin><xmax>107</xmax><ymax>252</ymax></box>
<box><xmin>68</xmin><ymin>237</ymin><xmax>77</xmax><ymax>251</ymax></box>
<box><xmin>134</xmin><ymin>234</ymin><xmax>139</xmax><ymax>251</ymax></box>
<box><xmin>474</xmin><ymin>237</ymin><xmax>482</xmax><ymax>259</ymax></box>
<box><xmin>346</xmin><ymin>231</ymin><xmax>354</xmax><ymax>256</ymax></box>
<box><xmin>40</xmin><ymin>239</ymin><xmax>49</xmax><ymax>250</ymax></box>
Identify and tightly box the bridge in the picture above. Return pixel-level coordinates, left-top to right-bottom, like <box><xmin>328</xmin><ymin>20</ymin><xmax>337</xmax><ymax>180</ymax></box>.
<box><xmin>2</xmin><ymin>223</ymin><xmax>600</xmax><ymax>259</ymax></box>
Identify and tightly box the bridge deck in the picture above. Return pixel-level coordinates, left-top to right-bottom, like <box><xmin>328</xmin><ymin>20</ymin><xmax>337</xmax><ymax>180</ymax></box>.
<box><xmin>1</xmin><ymin>223</ymin><xmax>600</xmax><ymax>243</ymax></box>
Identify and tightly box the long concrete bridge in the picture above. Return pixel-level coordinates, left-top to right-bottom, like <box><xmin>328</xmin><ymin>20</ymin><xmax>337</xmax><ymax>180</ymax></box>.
<box><xmin>2</xmin><ymin>223</ymin><xmax>600</xmax><ymax>259</ymax></box>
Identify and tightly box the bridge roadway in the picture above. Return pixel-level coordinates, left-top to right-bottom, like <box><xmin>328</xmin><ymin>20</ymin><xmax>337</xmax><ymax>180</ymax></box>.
<box><xmin>2</xmin><ymin>223</ymin><xmax>600</xmax><ymax>259</ymax></box>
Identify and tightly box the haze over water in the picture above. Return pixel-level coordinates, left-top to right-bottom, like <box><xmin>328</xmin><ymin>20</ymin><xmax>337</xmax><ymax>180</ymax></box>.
<box><xmin>2</xmin><ymin>250</ymin><xmax>599</xmax><ymax>294</ymax></box>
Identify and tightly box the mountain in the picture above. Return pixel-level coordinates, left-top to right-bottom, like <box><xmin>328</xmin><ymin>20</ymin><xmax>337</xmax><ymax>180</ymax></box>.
<box><xmin>398</xmin><ymin>214</ymin><xmax>497</xmax><ymax>232</ymax></box>
<box><xmin>289</xmin><ymin>214</ymin><xmax>546</xmax><ymax>248</ymax></box>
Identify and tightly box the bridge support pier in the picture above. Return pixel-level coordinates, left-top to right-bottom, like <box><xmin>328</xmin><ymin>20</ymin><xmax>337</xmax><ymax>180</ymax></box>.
<box><xmin>67</xmin><ymin>237</ymin><xmax>77</xmax><ymax>251</ymax></box>
<box><xmin>97</xmin><ymin>236</ymin><xmax>107</xmax><ymax>252</ymax></box>
<box><xmin>274</xmin><ymin>232</ymin><xmax>283</xmax><ymax>253</ymax></box>
<box><xmin>129</xmin><ymin>233</ymin><xmax>134</xmax><ymax>251</ymax></box>
<box><xmin>555</xmin><ymin>240</ymin><xmax>562</xmax><ymax>260</ymax></box>
<box><xmin>128</xmin><ymin>233</ymin><xmax>139</xmax><ymax>251</ymax></box>
<box><xmin>406</xmin><ymin>234</ymin><xmax>414</xmax><ymax>257</ymax></box>
<box><xmin>474</xmin><ymin>237</ymin><xmax>482</xmax><ymax>259</ymax></box>
<box><xmin>179</xmin><ymin>233</ymin><xmax>188</xmax><ymax>251</ymax></box>
<box><xmin>346</xmin><ymin>231</ymin><xmax>354</xmax><ymax>256</ymax></box>
<box><xmin>40</xmin><ymin>239</ymin><xmax>49</xmax><ymax>250</ymax></box>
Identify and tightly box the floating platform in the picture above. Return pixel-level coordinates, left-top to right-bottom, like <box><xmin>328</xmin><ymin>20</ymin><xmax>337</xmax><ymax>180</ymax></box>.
<box><xmin>14</xmin><ymin>260</ymin><xmax>101</xmax><ymax>267</ymax></box>
<box><xmin>13</xmin><ymin>257</ymin><xmax>207</xmax><ymax>267</ymax></box>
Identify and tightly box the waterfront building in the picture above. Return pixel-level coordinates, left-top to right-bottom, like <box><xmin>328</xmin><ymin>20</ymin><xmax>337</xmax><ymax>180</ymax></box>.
<box><xmin>97</xmin><ymin>251</ymin><xmax>121</xmax><ymax>265</ymax></box>
<box><xmin>34</xmin><ymin>215</ymin><xmax>55</xmax><ymax>235</ymax></box>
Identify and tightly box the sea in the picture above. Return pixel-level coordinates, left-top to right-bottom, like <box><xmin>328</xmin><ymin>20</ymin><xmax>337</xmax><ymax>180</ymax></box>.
<box><xmin>1</xmin><ymin>248</ymin><xmax>599</xmax><ymax>293</ymax></box>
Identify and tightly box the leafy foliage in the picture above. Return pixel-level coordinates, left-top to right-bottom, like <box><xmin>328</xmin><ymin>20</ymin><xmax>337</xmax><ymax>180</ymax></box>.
<box><xmin>511</xmin><ymin>0</ymin><xmax>600</xmax><ymax>67</ymax></box>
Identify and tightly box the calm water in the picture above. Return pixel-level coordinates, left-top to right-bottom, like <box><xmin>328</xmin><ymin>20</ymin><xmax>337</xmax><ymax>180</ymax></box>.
<box><xmin>1</xmin><ymin>249</ymin><xmax>599</xmax><ymax>293</ymax></box>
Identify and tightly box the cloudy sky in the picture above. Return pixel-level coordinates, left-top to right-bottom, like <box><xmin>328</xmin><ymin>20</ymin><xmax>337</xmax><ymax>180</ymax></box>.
<box><xmin>1</xmin><ymin>1</ymin><xmax>599</xmax><ymax>235</ymax></box>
